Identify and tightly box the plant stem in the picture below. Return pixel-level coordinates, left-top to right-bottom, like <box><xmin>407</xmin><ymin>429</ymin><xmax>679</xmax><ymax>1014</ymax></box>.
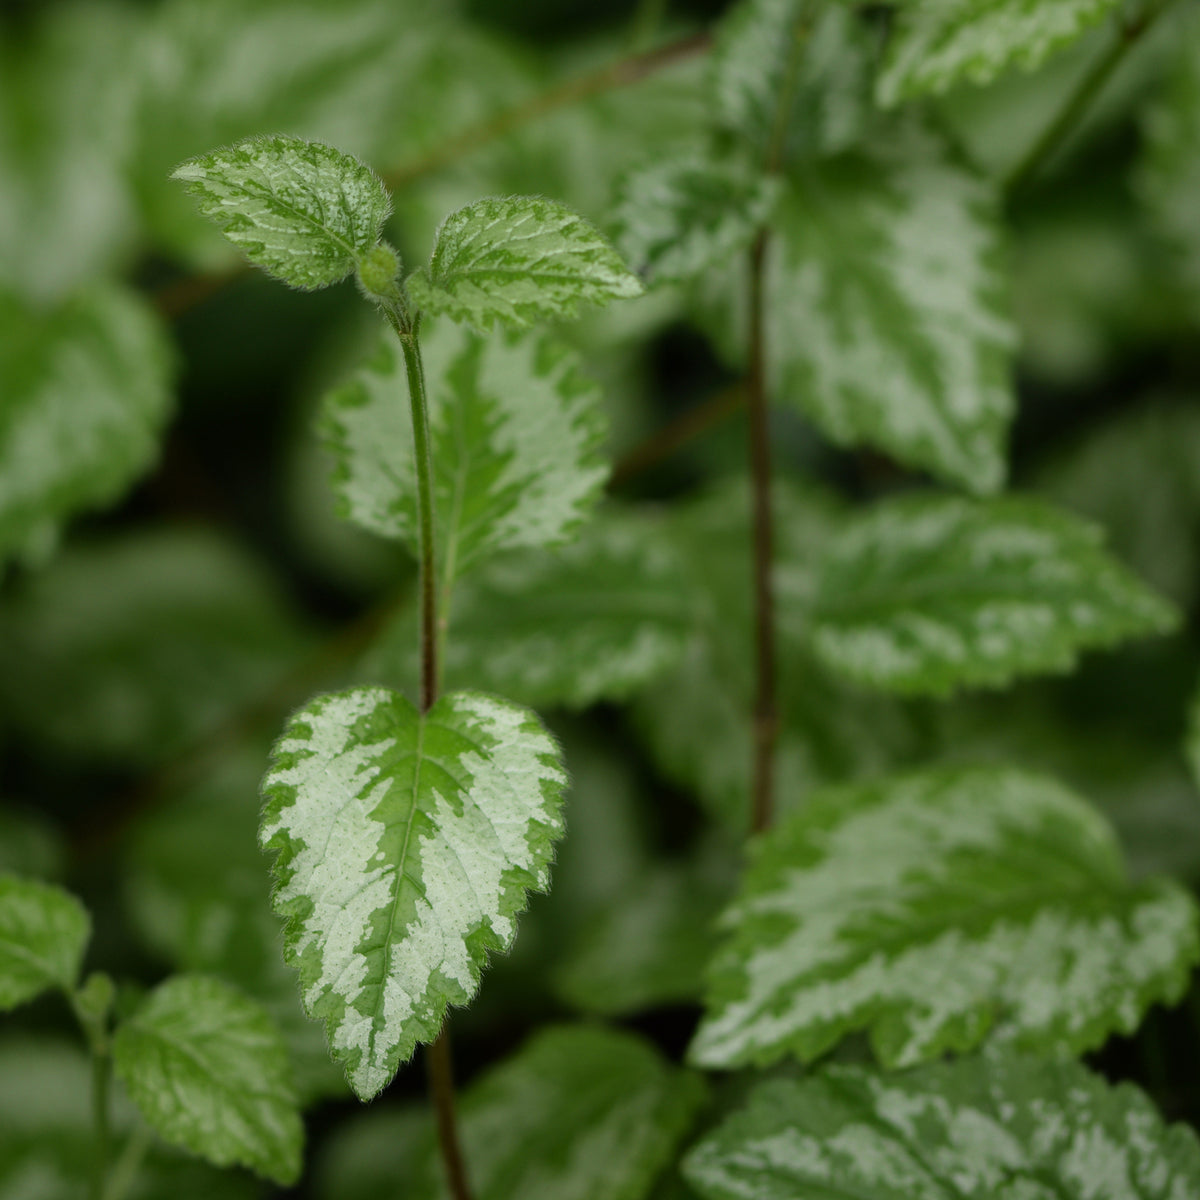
<box><xmin>1004</xmin><ymin>0</ymin><xmax>1178</xmax><ymax>196</ymax></box>
<box><xmin>427</xmin><ymin>1027</ymin><xmax>473</xmax><ymax>1200</ymax></box>
<box><xmin>102</xmin><ymin>1127</ymin><xmax>151</xmax><ymax>1200</ymax></box>
<box><xmin>90</xmin><ymin>1046</ymin><xmax>111</xmax><ymax>1200</ymax></box>
<box><xmin>746</xmin><ymin>231</ymin><xmax>777</xmax><ymax>836</ymax></box>
<box><xmin>382</xmin><ymin>303</ymin><xmax>472</xmax><ymax>1200</ymax></box>
<box><xmin>384</xmin><ymin>307</ymin><xmax>439</xmax><ymax>714</ymax></box>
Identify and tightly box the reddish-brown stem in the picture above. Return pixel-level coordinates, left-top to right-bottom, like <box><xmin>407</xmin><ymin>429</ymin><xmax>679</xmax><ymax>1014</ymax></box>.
<box><xmin>427</xmin><ymin>1028</ymin><xmax>473</xmax><ymax>1200</ymax></box>
<box><xmin>747</xmin><ymin>231</ymin><xmax>777</xmax><ymax>835</ymax></box>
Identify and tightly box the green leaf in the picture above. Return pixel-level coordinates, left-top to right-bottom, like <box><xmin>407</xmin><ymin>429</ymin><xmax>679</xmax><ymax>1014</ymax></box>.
<box><xmin>810</xmin><ymin>493</ymin><xmax>1180</xmax><ymax>697</ymax></box>
<box><xmin>553</xmin><ymin>849</ymin><xmax>733</xmax><ymax>1016</ymax></box>
<box><xmin>689</xmin><ymin>764</ymin><xmax>1200</xmax><ymax>1071</ymax></box>
<box><xmin>124</xmin><ymin>740</ymin><xmax>345</xmax><ymax>1104</ymax></box>
<box><xmin>406</xmin><ymin>196</ymin><xmax>643</xmax><ymax>329</ymax></box>
<box><xmin>695</xmin><ymin>122</ymin><xmax>1015</xmax><ymax>494</ymax></box>
<box><xmin>0</xmin><ymin>529</ymin><xmax>314</xmax><ymax>766</ymax></box>
<box><xmin>0</xmin><ymin>875</ymin><xmax>89</xmax><ymax>1012</ymax></box>
<box><xmin>112</xmin><ymin>974</ymin><xmax>303</xmax><ymax>1185</ymax></box>
<box><xmin>360</xmin><ymin>509</ymin><xmax>695</xmax><ymax>708</ymax></box>
<box><xmin>0</xmin><ymin>1035</ymin><xmax>262</xmax><ymax>1200</ymax></box>
<box><xmin>172</xmin><ymin>134</ymin><xmax>391</xmax><ymax>290</ymax></box>
<box><xmin>321</xmin><ymin>319</ymin><xmax>608</xmax><ymax>580</ymax></box>
<box><xmin>611</xmin><ymin>154</ymin><xmax>780</xmax><ymax>286</ymax></box>
<box><xmin>1139</xmin><ymin>16</ymin><xmax>1200</xmax><ymax>320</ymax></box>
<box><xmin>877</xmin><ymin>0</ymin><xmax>1125</xmax><ymax>107</ymax></box>
<box><xmin>0</xmin><ymin>285</ymin><xmax>174</xmax><ymax>568</ymax></box>
<box><xmin>260</xmin><ymin>686</ymin><xmax>567</xmax><ymax>1100</ymax></box>
<box><xmin>683</xmin><ymin>1052</ymin><xmax>1200</xmax><ymax>1200</ymax></box>
<box><xmin>1033</xmin><ymin>400</ymin><xmax>1200</xmax><ymax>609</ymax></box>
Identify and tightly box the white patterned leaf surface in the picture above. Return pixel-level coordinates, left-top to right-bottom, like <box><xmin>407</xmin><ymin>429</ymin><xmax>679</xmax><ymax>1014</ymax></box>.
<box><xmin>322</xmin><ymin>319</ymin><xmax>607</xmax><ymax>581</ymax></box>
<box><xmin>1140</xmin><ymin>18</ymin><xmax>1200</xmax><ymax>320</ymax></box>
<box><xmin>690</xmin><ymin>765</ymin><xmax>1200</xmax><ymax>1070</ymax></box>
<box><xmin>683</xmin><ymin>1054</ymin><xmax>1200</xmax><ymax>1200</ymax></box>
<box><xmin>810</xmin><ymin>493</ymin><xmax>1179</xmax><ymax>696</ymax></box>
<box><xmin>0</xmin><ymin>875</ymin><xmax>89</xmax><ymax>1012</ymax></box>
<box><xmin>0</xmin><ymin>284</ymin><xmax>174</xmax><ymax>568</ymax></box>
<box><xmin>611</xmin><ymin>154</ymin><xmax>780</xmax><ymax>286</ymax></box>
<box><xmin>260</xmin><ymin>686</ymin><xmax>566</xmax><ymax>1100</ymax></box>
<box><xmin>877</xmin><ymin>0</ymin><xmax>1125</xmax><ymax>106</ymax></box>
<box><xmin>112</xmin><ymin>974</ymin><xmax>303</xmax><ymax>1184</ymax></box>
<box><xmin>172</xmin><ymin>134</ymin><xmax>391</xmax><ymax>290</ymax></box>
<box><xmin>406</xmin><ymin>196</ymin><xmax>643</xmax><ymax>329</ymax></box>
<box><xmin>361</xmin><ymin>509</ymin><xmax>695</xmax><ymax>709</ymax></box>
<box><xmin>696</xmin><ymin>123</ymin><xmax>1015</xmax><ymax>493</ymax></box>
<box><xmin>709</xmin><ymin>0</ymin><xmax>872</xmax><ymax>159</ymax></box>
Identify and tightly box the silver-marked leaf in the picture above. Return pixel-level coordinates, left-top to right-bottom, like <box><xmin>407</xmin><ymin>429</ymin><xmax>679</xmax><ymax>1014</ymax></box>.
<box><xmin>611</xmin><ymin>154</ymin><xmax>781</xmax><ymax>286</ymax></box>
<box><xmin>695</xmin><ymin>122</ymin><xmax>1015</xmax><ymax>494</ymax></box>
<box><xmin>360</xmin><ymin>508</ymin><xmax>695</xmax><ymax>709</ymax></box>
<box><xmin>0</xmin><ymin>284</ymin><xmax>174</xmax><ymax>568</ymax></box>
<box><xmin>689</xmin><ymin>765</ymin><xmax>1200</xmax><ymax>1071</ymax></box>
<box><xmin>260</xmin><ymin>687</ymin><xmax>566</xmax><ymax>1100</ymax></box>
<box><xmin>1139</xmin><ymin>17</ymin><xmax>1200</xmax><ymax>319</ymax></box>
<box><xmin>683</xmin><ymin>1053</ymin><xmax>1200</xmax><ymax>1200</ymax></box>
<box><xmin>113</xmin><ymin>974</ymin><xmax>303</xmax><ymax>1184</ymax></box>
<box><xmin>810</xmin><ymin>493</ymin><xmax>1179</xmax><ymax>696</ymax></box>
<box><xmin>171</xmin><ymin>135</ymin><xmax>391</xmax><ymax>290</ymax></box>
<box><xmin>322</xmin><ymin>318</ymin><xmax>608</xmax><ymax>581</ymax></box>
<box><xmin>406</xmin><ymin>196</ymin><xmax>643</xmax><ymax>329</ymax></box>
<box><xmin>0</xmin><ymin>875</ymin><xmax>89</xmax><ymax>1012</ymax></box>
<box><xmin>710</xmin><ymin>0</ymin><xmax>873</xmax><ymax>159</ymax></box>
<box><xmin>877</xmin><ymin>0</ymin><xmax>1125</xmax><ymax>107</ymax></box>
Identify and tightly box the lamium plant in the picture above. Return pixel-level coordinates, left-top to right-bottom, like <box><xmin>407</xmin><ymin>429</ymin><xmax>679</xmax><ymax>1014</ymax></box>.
<box><xmin>4</xmin><ymin>0</ymin><xmax>1200</xmax><ymax>1197</ymax></box>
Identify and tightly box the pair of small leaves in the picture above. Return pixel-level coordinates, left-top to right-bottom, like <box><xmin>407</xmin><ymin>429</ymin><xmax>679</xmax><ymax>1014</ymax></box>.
<box><xmin>684</xmin><ymin>1052</ymin><xmax>1200</xmax><ymax>1200</ymax></box>
<box><xmin>690</xmin><ymin>764</ymin><xmax>1200</xmax><ymax>1072</ymax></box>
<box><xmin>260</xmin><ymin>686</ymin><xmax>567</xmax><ymax>1100</ymax></box>
<box><xmin>173</xmin><ymin>134</ymin><xmax>642</xmax><ymax>323</ymax></box>
<box><xmin>0</xmin><ymin>875</ymin><xmax>302</xmax><ymax>1184</ymax></box>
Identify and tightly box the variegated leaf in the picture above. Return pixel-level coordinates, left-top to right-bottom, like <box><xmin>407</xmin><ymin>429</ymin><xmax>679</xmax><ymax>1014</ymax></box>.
<box><xmin>171</xmin><ymin>135</ymin><xmax>391</xmax><ymax>290</ymax></box>
<box><xmin>611</xmin><ymin>154</ymin><xmax>781</xmax><ymax>286</ymax></box>
<box><xmin>684</xmin><ymin>1053</ymin><xmax>1200</xmax><ymax>1200</ymax></box>
<box><xmin>877</xmin><ymin>0</ymin><xmax>1125</xmax><ymax>107</ymax></box>
<box><xmin>406</xmin><ymin>196</ymin><xmax>643</xmax><ymax>329</ymax></box>
<box><xmin>260</xmin><ymin>687</ymin><xmax>566</xmax><ymax>1100</ymax></box>
<box><xmin>695</xmin><ymin>122</ymin><xmax>1015</xmax><ymax>494</ymax></box>
<box><xmin>810</xmin><ymin>493</ymin><xmax>1179</xmax><ymax>696</ymax></box>
<box><xmin>690</xmin><ymin>765</ymin><xmax>1200</xmax><ymax>1070</ymax></box>
<box><xmin>322</xmin><ymin>319</ymin><xmax>607</xmax><ymax>583</ymax></box>
<box><xmin>0</xmin><ymin>874</ymin><xmax>89</xmax><ymax>1012</ymax></box>
<box><xmin>0</xmin><ymin>284</ymin><xmax>174</xmax><ymax>569</ymax></box>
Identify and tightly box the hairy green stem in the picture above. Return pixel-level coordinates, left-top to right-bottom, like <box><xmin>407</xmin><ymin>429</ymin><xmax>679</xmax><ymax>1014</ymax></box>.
<box><xmin>383</xmin><ymin>302</ymin><xmax>472</xmax><ymax>1200</ymax></box>
<box><xmin>1004</xmin><ymin>0</ymin><xmax>1179</xmax><ymax>196</ymax></box>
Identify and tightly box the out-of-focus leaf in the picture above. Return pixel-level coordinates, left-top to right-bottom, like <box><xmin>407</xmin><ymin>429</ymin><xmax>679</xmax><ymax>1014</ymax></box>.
<box><xmin>0</xmin><ymin>285</ymin><xmax>174</xmax><ymax>570</ymax></box>
<box><xmin>0</xmin><ymin>875</ymin><xmax>89</xmax><ymax>1012</ymax></box>
<box><xmin>0</xmin><ymin>528</ymin><xmax>314</xmax><ymax>766</ymax></box>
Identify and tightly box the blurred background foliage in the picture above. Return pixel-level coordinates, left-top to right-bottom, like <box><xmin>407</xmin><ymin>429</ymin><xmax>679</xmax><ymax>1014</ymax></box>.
<box><xmin>3</xmin><ymin>0</ymin><xmax>1200</xmax><ymax>1194</ymax></box>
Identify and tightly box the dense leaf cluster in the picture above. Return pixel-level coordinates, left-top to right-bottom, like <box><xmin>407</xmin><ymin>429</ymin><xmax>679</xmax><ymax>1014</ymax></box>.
<box><xmin>4</xmin><ymin>0</ymin><xmax>1200</xmax><ymax>1197</ymax></box>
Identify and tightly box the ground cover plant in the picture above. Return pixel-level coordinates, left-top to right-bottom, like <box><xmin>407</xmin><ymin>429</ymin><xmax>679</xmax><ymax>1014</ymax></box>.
<box><xmin>4</xmin><ymin>0</ymin><xmax>1200</xmax><ymax>1196</ymax></box>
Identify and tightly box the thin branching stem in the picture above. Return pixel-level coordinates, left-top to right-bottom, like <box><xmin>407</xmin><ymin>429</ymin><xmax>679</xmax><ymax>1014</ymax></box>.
<box><xmin>1004</xmin><ymin>0</ymin><xmax>1180</xmax><ymax>196</ymax></box>
<box><xmin>427</xmin><ymin>1028</ymin><xmax>474</xmax><ymax>1200</ymax></box>
<box><xmin>90</xmin><ymin>1045</ymin><xmax>111</xmax><ymax>1200</ymax></box>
